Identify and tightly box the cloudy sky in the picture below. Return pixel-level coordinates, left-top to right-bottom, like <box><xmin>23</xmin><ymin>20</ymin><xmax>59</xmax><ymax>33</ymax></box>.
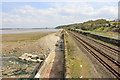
<box><xmin>1</xmin><ymin>1</ymin><xmax>118</xmax><ymax>28</ymax></box>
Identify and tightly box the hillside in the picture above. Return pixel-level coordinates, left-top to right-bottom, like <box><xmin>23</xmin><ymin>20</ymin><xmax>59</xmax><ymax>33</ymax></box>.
<box><xmin>56</xmin><ymin>19</ymin><xmax>119</xmax><ymax>33</ymax></box>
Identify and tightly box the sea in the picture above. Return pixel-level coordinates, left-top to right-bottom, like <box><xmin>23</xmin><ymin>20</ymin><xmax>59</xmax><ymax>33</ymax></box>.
<box><xmin>0</xmin><ymin>28</ymin><xmax>62</xmax><ymax>34</ymax></box>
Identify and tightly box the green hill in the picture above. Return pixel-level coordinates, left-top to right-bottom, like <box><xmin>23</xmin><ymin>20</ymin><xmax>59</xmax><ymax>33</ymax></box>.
<box><xmin>55</xmin><ymin>19</ymin><xmax>119</xmax><ymax>33</ymax></box>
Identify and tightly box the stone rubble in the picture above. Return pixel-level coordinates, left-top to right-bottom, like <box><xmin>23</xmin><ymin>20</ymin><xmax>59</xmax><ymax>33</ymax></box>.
<box><xmin>18</xmin><ymin>53</ymin><xmax>43</xmax><ymax>63</ymax></box>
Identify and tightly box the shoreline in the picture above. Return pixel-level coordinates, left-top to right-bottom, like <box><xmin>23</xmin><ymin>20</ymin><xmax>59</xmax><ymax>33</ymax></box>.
<box><xmin>2</xmin><ymin>30</ymin><xmax>61</xmax><ymax>78</ymax></box>
<box><xmin>0</xmin><ymin>29</ymin><xmax>62</xmax><ymax>34</ymax></box>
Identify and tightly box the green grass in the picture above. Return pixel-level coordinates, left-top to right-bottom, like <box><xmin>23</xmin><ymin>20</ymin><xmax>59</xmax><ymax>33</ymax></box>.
<box><xmin>65</xmin><ymin>34</ymin><xmax>81</xmax><ymax>78</ymax></box>
<box><xmin>77</xmin><ymin>29</ymin><xmax>118</xmax><ymax>39</ymax></box>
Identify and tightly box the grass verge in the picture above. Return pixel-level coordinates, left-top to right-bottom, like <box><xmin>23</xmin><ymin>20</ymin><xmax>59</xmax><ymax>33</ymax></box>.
<box><xmin>64</xmin><ymin>30</ymin><xmax>95</xmax><ymax>78</ymax></box>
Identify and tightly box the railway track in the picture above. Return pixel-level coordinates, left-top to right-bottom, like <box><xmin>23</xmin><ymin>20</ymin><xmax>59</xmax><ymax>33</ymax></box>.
<box><xmin>68</xmin><ymin>31</ymin><xmax>120</xmax><ymax>79</ymax></box>
<box><xmin>87</xmin><ymin>37</ymin><xmax>120</xmax><ymax>54</ymax></box>
<box><xmin>76</xmin><ymin>31</ymin><xmax>120</xmax><ymax>54</ymax></box>
<box><xmin>68</xmin><ymin>30</ymin><xmax>119</xmax><ymax>63</ymax></box>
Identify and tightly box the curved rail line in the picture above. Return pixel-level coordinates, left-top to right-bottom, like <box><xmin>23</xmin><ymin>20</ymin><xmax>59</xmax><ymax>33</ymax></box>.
<box><xmin>77</xmin><ymin>32</ymin><xmax>120</xmax><ymax>54</ymax></box>
<box><xmin>88</xmin><ymin>37</ymin><xmax>120</xmax><ymax>54</ymax></box>
<box><xmin>69</xmin><ymin>31</ymin><xmax>120</xmax><ymax>79</ymax></box>
<box><xmin>68</xmin><ymin>30</ymin><xmax>119</xmax><ymax>63</ymax></box>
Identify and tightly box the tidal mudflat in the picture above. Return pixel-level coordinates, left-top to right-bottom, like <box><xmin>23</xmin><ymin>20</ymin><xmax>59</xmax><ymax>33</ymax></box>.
<box><xmin>1</xmin><ymin>29</ymin><xmax>61</xmax><ymax>78</ymax></box>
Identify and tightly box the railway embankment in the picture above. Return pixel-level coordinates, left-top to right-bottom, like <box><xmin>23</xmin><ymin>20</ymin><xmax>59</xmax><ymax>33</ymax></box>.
<box><xmin>70</xmin><ymin>29</ymin><xmax>120</xmax><ymax>47</ymax></box>
<box><xmin>63</xmin><ymin>30</ymin><xmax>97</xmax><ymax>78</ymax></box>
<box><xmin>63</xmin><ymin>30</ymin><xmax>71</xmax><ymax>78</ymax></box>
<box><xmin>68</xmin><ymin>30</ymin><xmax>119</xmax><ymax>78</ymax></box>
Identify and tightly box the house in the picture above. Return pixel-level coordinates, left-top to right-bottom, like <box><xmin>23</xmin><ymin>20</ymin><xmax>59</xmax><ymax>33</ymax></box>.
<box><xmin>110</xmin><ymin>19</ymin><xmax>120</xmax><ymax>27</ymax></box>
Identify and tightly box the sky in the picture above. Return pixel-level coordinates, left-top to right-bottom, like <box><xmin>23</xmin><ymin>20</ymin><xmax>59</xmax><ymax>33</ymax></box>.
<box><xmin>0</xmin><ymin>1</ymin><xmax>119</xmax><ymax>28</ymax></box>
